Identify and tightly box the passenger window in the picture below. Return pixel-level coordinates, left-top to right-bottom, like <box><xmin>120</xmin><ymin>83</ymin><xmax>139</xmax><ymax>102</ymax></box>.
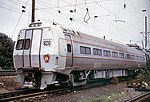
<box><xmin>24</xmin><ymin>39</ymin><xmax>30</xmax><ymax>50</ymax></box>
<box><xmin>80</xmin><ymin>46</ymin><xmax>91</xmax><ymax>55</ymax></box>
<box><xmin>103</xmin><ymin>50</ymin><xmax>111</xmax><ymax>57</ymax></box>
<box><xmin>97</xmin><ymin>49</ymin><xmax>102</xmax><ymax>55</ymax></box>
<box><xmin>131</xmin><ymin>55</ymin><xmax>135</xmax><ymax>60</ymax></box>
<box><xmin>112</xmin><ymin>51</ymin><xmax>118</xmax><ymax>58</ymax></box>
<box><xmin>80</xmin><ymin>46</ymin><xmax>86</xmax><ymax>54</ymax></box>
<box><xmin>142</xmin><ymin>57</ymin><xmax>145</xmax><ymax>61</ymax></box>
<box><xmin>86</xmin><ymin>47</ymin><xmax>91</xmax><ymax>54</ymax></box>
<box><xmin>119</xmin><ymin>53</ymin><xmax>124</xmax><ymax>58</ymax></box>
<box><xmin>140</xmin><ymin>56</ymin><xmax>144</xmax><ymax>60</ymax></box>
<box><xmin>93</xmin><ymin>48</ymin><xmax>102</xmax><ymax>56</ymax></box>
<box><xmin>93</xmin><ymin>49</ymin><xmax>97</xmax><ymax>55</ymax></box>
<box><xmin>126</xmin><ymin>54</ymin><xmax>131</xmax><ymax>59</ymax></box>
<box><xmin>16</xmin><ymin>40</ymin><xmax>24</xmax><ymax>50</ymax></box>
<box><xmin>67</xmin><ymin>44</ymin><xmax>71</xmax><ymax>52</ymax></box>
<box><xmin>136</xmin><ymin>56</ymin><xmax>139</xmax><ymax>60</ymax></box>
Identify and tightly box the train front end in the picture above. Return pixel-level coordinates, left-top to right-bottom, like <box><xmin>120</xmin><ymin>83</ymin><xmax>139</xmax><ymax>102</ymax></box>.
<box><xmin>13</xmin><ymin>22</ymin><xmax>63</xmax><ymax>89</ymax></box>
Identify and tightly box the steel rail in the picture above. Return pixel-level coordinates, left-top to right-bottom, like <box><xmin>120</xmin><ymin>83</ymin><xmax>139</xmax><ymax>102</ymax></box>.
<box><xmin>0</xmin><ymin>78</ymin><xmax>128</xmax><ymax>101</ymax></box>
<box><xmin>0</xmin><ymin>70</ymin><xmax>16</xmax><ymax>76</ymax></box>
<box><xmin>0</xmin><ymin>88</ymin><xmax>41</xmax><ymax>101</ymax></box>
<box><xmin>0</xmin><ymin>91</ymin><xmax>48</xmax><ymax>101</ymax></box>
<box><xmin>0</xmin><ymin>87</ymin><xmax>73</xmax><ymax>101</ymax></box>
<box><xmin>0</xmin><ymin>79</ymin><xmax>109</xmax><ymax>101</ymax></box>
<box><xmin>124</xmin><ymin>92</ymin><xmax>150</xmax><ymax>102</ymax></box>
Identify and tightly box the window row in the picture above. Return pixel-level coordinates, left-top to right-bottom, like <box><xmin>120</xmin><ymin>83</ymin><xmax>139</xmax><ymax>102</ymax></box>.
<box><xmin>79</xmin><ymin>46</ymin><xmax>145</xmax><ymax>60</ymax></box>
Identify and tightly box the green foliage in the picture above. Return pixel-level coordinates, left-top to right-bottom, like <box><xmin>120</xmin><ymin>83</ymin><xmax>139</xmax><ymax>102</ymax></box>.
<box><xmin>0</xmin><ymin>33</ymin><xmax>14</xmax><ymax>69</ymax></box>
<box><xmin>139</xmin><ymin>69</ymin><xmax>150</xmax><ymax>85</ymax></box>
<box><xmin>80</xmin><ymin>92</ymin><xmax>127</xmax><ymax>102</ymax></box>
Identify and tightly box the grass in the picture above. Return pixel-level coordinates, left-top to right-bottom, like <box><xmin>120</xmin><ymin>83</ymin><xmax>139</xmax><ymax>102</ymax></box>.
<box><xmin>80</xmin><ymin>69</ymin><xmax>150</xmax><ymax>102</ymax></box>
<box><xmin>80</xmin><ymin>92</ymin><xmax>127</xmax><ymax>102</ymax></box>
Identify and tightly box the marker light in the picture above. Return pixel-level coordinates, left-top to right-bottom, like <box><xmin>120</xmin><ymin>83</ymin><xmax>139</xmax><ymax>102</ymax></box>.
<box><xmin>29</xmin><ymin>22</ymin><xmax>42</xmax><ymax>27</ymax></box>
<box><xmin>44</xmin><ymin>54</ymin><xmax>50</xmax><ymax>63</ymax></box>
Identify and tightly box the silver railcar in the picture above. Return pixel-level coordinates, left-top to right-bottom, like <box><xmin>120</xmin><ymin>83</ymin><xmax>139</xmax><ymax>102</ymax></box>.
<box><xmin>13</xmin><ymin>21</ymin><xmax>147</xmax><ymax>89</ymax></box>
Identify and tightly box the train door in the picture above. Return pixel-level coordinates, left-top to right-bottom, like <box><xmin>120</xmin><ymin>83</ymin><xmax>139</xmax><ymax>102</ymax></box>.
<box><xmin>145</xmin><ymin>54</ymin><xmax>150</xmax><ymax>68</ymax></box>
<box><xmin>23</xmin><ymin>29</ymin><xmax>42</xmax><ymax>68</ymax></box>
<box><xmin>23</xmin><ymin>30</ymin><xmax>32</xmax><ymax>67</ymax></box>
<box><xmin>30</xmin><ymin>29</ymin><xmax>42</xmax><ymax>68</ymax></box>
<box><xmin>65</xmin><ymin>35</ymin><xmax>73</xmax><ymax>67</ymax></box>
<box><xmin>14</xmin><ymin>30</ymin><xmax>26</xmax><ymax>68</ymax></box>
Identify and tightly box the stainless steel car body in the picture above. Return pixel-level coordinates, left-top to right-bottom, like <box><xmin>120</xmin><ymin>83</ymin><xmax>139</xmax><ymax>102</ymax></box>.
<box><xmin>13</xmin><ymin>21</ymin><xmax>147</xmax><ymax>89</ymax></box>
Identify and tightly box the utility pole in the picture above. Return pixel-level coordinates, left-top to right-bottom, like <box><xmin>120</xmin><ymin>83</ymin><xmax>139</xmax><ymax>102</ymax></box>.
<box><xmin>145</xmin><ymin>16</ymin><xmax>148</xmax><ymax>49</ymax></box>
<box><xmin>31</xmin><ymin>0</ymin><xmax>35</xmax><ymax>22</ymax></box>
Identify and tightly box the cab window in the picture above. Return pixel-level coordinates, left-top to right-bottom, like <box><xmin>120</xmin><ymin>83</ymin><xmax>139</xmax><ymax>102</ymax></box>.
<box><xmin>24</xmin><ymin>39</ymin><xmax>30</xmax><ymax>50</ymax></box>
<box><xmin>16</xmin><ymin>39</ymin><xmax>30</xmax><ymax>50</ymax></box>
<box><xmin>16</xmin><ymin>39</ymin><xmax>24</xmax><ymax>50</ymax></box>
<box><xmin>67</xmin><ymin>44</ymin><xmax>71</xmax><ymax>52</ymax></box>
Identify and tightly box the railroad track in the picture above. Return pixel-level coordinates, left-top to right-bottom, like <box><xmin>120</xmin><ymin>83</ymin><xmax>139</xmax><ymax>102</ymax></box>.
<box><xmin>125</xmin><ymin>92</ymin><xmax>150</xmax><ymax>102</ymax></box>
<box><xmin>0</xmin><ymin>88</ymin><xmax>47</xmax><ymax>101</ymax></box>
<box><xmin>0</xmin><ymin>87</ymin><xmax>76</xmax><ymax>101</ymax></box>
<box><xmin>0</xmin><ymin>77</ymin><xmax>133</xmax><ymax>101</ymax></box>
<box><xmin>0</xmin><ymin>79</ymin><xmax>109</xmax><ymax>101</ymax></box>
<box><xmin>0</xmin><ymin>70</ymin><xmax>16</xmax><ymax>76</ymax></box>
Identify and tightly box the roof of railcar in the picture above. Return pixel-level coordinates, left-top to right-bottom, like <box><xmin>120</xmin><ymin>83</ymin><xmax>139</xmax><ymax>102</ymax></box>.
<box><xmin>28</xmin><ymin>21</ymin><xmax>145</xmax><ymax>55</ymax></box>
<box><xmin>61</xmin><ymin>27</ymin><xmax>145</xmax><ymax>55</ymax></box>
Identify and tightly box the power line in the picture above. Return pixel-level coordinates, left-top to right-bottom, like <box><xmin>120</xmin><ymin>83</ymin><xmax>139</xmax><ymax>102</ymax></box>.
<box><xmin>93</xmin><ymin>0</ymin><xmax>142</xmax><ymax>32</ymax></box>
<box><xmin>37</xmin><ymin>4</ymin><xmax>137</xmax><ymax>42</ymax></box>
<box><xmin>7</xmin><ymin>0</ymin><xmax>31</xmax><ymax>7</ymax></box>
<box><xmin>37</xmin><ymin>0</ymin><xmax>112</xmax><ymax>10</ymax></box>
<box><xmin>0</xmin><ymin>1</ymin><xmax>30</xmax><ymax>15</ymax></box>
<box><xmin>114</xmin><ymin>0</ymin><xmax>144</xmax><ymax>27</ymax></box>
<box><xmin>36</xmin><ymin>0</ymin><xmax>142</xmax><ymax>43</ymax></box>
<box><xmin>0</xmin><ymin>1</ymin><xmax>20</xmax><ymax>10</ymax></box>
<box><xmin>11</xmin><ymin>14</ymin><xmax>23</xmax><ymax>38</ymax></box>
<box><xmin>11</xmin><ymin>0</ymin><xmax>30</xmax><ymax>38</ymax></box>
<box><xmin>37</xmin><ymin>6</ymin><xmax>111</xmax><ymax>36</ymax></box>
<box><xmin>0</xmin><ymin>5</ymin><xmax>28</xmax><ymax>15</ymax></box>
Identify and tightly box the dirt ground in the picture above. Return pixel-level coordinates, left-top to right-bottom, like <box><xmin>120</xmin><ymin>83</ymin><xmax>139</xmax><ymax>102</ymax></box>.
<box><xmin>34</xmin><ymin>82</ymin><xmax>143</xmax><ymax>102</ymax></box>
<box><xmin>0</xmin><ymin>76</ymin><xmax>21</xmax><ymax>93</ymax></box>
<box><xmin>0</xmin><ymin>76</ymin><xmax>145</xmax><ymax>102</ymax></box>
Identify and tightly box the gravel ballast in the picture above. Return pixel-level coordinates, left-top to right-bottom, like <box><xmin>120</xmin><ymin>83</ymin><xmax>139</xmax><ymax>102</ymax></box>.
<box><xmin>0</xmin><ymin>76</ymin><xmax>145</xmax><ymax>102</ymax></box>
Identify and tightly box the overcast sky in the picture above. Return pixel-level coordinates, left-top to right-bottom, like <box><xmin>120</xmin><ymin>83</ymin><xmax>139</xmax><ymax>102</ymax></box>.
<box><xmin>0</xmin><ymin>0</ymin><xmax>150</xmax><ymax>48</ymax></box>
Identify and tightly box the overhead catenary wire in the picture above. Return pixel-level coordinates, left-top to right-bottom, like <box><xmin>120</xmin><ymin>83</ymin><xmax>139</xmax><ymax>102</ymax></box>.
<box><xmin>36</xmin><ymin>0</ymin><xmax>143</xmax><ymax>42</ymax></box>
<box><xmin>10</xmin><ymin>0</ymin><xmax>30</xmax><ymax>38</ymax></box>
<box><xmin>0</xmin><ymin>5</ymin><xmax>28</xmax><ymax>15</ymax></box>
<box><xmin>7</xmin><ymin>0</ymin><xmax>31</xmax><ymax>8</ymax></box>
<box><xmin>11</xmin><ymin>14</ymin><xmax>23</xmax><ymax>38</ymax></box>
<box><xmin>93</xmin><ymin>0</ymin><xmax>143</xmax><ymax>33</ymax></box>
<box><xmin>57</xmin><ymin>0</ymin><xmax>61</xmax><ymax>13</ymax></box>
<box><xmin>0</xmin><ymin>1</ymin><xmax>22</xmax><ymax>10</ymax></box>
<box><xmin>84</xmin><ymin>8</ymin><xmax>90</xmax><ymax>23</ymax></box>
<box><xmin>36</xmin><ymin>0</ymin><xmax>111</xmax><ymax>32</ymax></box>
<box><xmin>5</xmin><ymin>0</ymin><xmax>144</xmax><ymax>44</ymax></box>
<box><xmin>84</xmin><ymin>0</ymin><xmax>90</xmax><ymax>23</ymax></box>
<box><xmin>113</xmin><ymin>0</ymin><xmax>144</xmax><ymax>32</ymax></box>
<box><xmin>37</xmin><ymin>0</ymin><xmax>112</xmax><ymax>10</ymax></box>
<box><xmin>0</xmin><ymin>0</ymin><xmax>30</xmax><ymax>15</ymax></box>
<box><xmin>36</xmin><ymin>1</ymin><xmax>138</xmax><ymax>42</ymax></box>
<box><xmin>69</xmin><ymin>0</ymin><xmax>78</xmax><ymax>21</ymax></box>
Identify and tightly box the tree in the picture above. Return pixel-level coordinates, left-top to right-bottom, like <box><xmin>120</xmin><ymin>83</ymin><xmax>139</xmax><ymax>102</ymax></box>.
<box><xmin>0</xmin><ymin>33</ymin><xmax>14</xmax><ymax>69</ymax></box>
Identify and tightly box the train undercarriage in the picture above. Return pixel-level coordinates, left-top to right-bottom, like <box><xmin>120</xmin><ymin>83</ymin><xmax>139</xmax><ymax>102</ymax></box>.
<box><xmin>17</xmin><ymin>68</ymin><xmax>140</xmax><ymax>89</ymax></box>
